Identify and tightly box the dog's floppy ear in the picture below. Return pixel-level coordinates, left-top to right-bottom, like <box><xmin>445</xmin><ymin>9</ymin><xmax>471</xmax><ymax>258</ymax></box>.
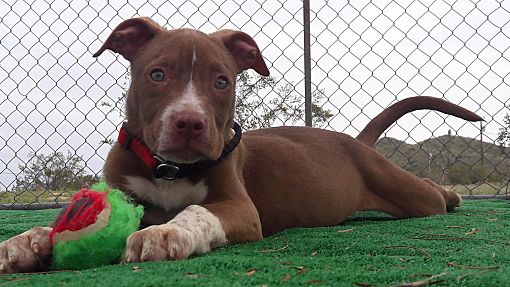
<box><xmin>211</xmin><ymin>30</ymin><xmax>270</xmax><ymax>76</ymax></box>
<box><xmin>93</xmin><ymin>17</ymin><xmax>163</xmax><ymax>61</ymax></box>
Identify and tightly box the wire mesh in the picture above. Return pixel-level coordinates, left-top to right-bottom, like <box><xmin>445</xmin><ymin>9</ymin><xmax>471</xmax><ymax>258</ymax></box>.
<box><xmin>0</xmin><ymin>0</ymin><xmax>509</xmax><ymax>208</ymax></box>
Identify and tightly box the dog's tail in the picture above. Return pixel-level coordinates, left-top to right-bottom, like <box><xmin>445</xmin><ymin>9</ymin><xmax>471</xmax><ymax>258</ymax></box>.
<box><xmin>356</xmin><ymin>96</ymin><xmax>483</xmax><ymax>147</ymax></box>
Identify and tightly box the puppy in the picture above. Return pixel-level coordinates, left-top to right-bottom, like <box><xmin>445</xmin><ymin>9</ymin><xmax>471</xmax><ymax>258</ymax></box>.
<box><xmin>0</xmin><ymin>17</ymin><xmax>482</xmax><ymax>273</ymax></box>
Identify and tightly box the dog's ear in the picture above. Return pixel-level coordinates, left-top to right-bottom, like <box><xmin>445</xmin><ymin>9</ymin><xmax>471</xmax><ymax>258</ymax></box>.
<box><xmin>211</xmin><ymin>30</ymin><xmax>270</xmax><ymax>76</ymax></box>
<box><xmin>93</xmin><ymin>17</ymin><xmax>163</xmax><ymax>61</ymax></box>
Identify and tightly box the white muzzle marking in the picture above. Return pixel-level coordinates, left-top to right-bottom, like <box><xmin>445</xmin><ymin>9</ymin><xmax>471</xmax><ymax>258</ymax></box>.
<box><xmin>156</xmin><ymin>44</ymin><xmax>206</xmax><ymax>153</ymax></box>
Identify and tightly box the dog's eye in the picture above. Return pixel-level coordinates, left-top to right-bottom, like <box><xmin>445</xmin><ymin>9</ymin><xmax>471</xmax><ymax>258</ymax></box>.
<box><xmin>215</xmin><ymin>76</ymin><xmax>229</xmax><ymax>89</ymax></box>
<box><xmin>150</xmin><ymin>69</ymin><xmax>165</xmax><ymax>82</ymax></box>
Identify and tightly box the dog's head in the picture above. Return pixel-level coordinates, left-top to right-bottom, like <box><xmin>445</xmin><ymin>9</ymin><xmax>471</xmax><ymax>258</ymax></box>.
<box><xmin>94</xmin><ymin>17</ymin><xmax>269</xmax><ymax>164</ymax></box>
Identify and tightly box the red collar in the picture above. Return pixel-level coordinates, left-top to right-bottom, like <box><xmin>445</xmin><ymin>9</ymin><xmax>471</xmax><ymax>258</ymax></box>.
<box><xmin>118</xmin><ymin>126</ymin><xmax>158</xmax><ymax>169</ymax></box>
<box><xmin>117</xmin><ymin>122</ymin><xmax>242</xmax><ymax>180</ymax></box>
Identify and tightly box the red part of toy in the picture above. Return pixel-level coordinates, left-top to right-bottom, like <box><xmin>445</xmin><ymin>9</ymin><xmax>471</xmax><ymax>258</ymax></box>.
<box><xmin>49</xmin><ymin>188</ymin><xmax>108</xmax><ymax>244</ymax></box>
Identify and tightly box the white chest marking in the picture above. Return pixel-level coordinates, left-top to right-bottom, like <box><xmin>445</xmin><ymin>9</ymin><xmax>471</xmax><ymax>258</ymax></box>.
<box><xmin>123</xmin><ymin>176</ymin><xmax>208</xmax><ymax>212</ymax></box>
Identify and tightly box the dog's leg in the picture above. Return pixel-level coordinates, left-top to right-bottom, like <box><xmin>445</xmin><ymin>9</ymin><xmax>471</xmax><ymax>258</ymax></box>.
<box><xmin>123</xmin><ymin>205</ymin><xmax>224</xmax><ymax>262</ymax></box>
<box><xmin>123</xmin><ymin>199</ymin><xmax>261</xmax><ymax>262</ymax></box>
<box><xmin>421</xmin><ymin>177</ymin><xmax>462</xmax><ymax>211</ymax></box>
<box><xmin>358</xmin><ymin>149</ymin><xmax>461</xmax><ymax>218</ymax></box>
<box><xmin>0</xmin><ymin>227</ymin><xmax>52</xmax><ymax>273</ymax></box>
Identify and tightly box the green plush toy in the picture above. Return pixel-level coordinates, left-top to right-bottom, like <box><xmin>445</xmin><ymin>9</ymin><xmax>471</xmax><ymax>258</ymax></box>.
<box><xmin>49</xmin><ymin>182</ymin><xmax>143</xmax><ymax>270</ymax></box>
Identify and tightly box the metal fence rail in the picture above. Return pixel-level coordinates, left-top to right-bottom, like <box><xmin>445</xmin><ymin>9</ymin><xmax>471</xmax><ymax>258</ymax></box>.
<box><xmin>0</xmin><ymin>0</ymin><xmax>509</xmax><ymax>208</ymax></box>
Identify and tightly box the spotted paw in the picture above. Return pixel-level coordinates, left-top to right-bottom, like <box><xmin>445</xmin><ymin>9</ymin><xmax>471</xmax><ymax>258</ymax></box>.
<box><xmin>123</xmin><ymin>224</ymin><xmax>193</xmax><ymax>263</ymax></box>
<box><xmin>0</xmin><ymin>227</ymin><xmax>52</xmax><ymax>273</ymax></box>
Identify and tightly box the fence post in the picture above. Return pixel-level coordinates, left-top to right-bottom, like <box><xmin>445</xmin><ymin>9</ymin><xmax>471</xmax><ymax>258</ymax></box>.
<box><xmin>303</xmin><ymin>0</ymin><xmax>312</xmax><ymax>127</ymax></box>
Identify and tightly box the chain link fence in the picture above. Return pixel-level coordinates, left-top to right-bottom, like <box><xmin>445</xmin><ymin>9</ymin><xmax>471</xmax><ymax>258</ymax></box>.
<box><xmin>0</xmin><ymin>0</ymin><xmax>509</xmax><ymax>208</ymax></box>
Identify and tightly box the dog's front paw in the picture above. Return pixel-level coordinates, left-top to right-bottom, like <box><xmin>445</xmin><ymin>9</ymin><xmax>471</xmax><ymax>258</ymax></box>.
<box><xmin>123</xmin><ymin>225</ymin><xmax>193</xmax><ymax>263</ymax></box>
<box><xmin>0</xmin><ymin>227</ymin><xmax>52</xmax><ymax>273</ymax></box>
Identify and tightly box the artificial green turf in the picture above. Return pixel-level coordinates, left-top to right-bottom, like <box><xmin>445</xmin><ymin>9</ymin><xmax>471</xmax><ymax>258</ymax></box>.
<box><xmin>0</xmin><ymin>200</ymin><xmax>508</xmax><ymax>286</ymax></box>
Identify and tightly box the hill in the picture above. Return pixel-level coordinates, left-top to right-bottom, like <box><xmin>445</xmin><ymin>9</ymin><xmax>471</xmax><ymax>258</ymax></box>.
<box><xmin>374</xmin><ymin>135</ymin><xmax>510</xmax><ymax>185</ymax></box>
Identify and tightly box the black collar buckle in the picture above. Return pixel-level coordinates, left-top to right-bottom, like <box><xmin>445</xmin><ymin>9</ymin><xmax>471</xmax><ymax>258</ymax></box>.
<box><xmin>153</xmin><ymin>156</ymin><xmax>180</xmax><ymax>180</ymax></box>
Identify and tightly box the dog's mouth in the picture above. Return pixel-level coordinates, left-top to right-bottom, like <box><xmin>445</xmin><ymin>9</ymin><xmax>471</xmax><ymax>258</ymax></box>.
<box><xmin>154</xmin><ymin>149</ymin><xmax>209</xmax><ymax>164</ymax></box>
<box><xmin>148</xmin><ymin>122</ymin><xmax>240</xmax><ymax>167</ymax></box>
<box><xmin>149</xmin><ymin>125</ymin><xmax>218</xmax><ymax>164</ymax></box>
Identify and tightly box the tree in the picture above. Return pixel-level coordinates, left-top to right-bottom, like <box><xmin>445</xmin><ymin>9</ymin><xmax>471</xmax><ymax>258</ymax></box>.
<box><xmin>497</xmin><ymin>113</ymin><xmax>510</xmax><ymax>149</ymax></box>
<box><xmin>234</xmin><ymin>71</ymin><xmax>334</xmax><ymax>130</ymax></box>
<box><xmin>15</xmin><ymin>151</ymin><xmax>95</xmax><ymax>191</ymax></box>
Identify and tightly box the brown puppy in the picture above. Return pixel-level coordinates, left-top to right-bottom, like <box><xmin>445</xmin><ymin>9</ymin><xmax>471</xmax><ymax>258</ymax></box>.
<box><xmin>0</xmin><ymin>17</ymin><xmax>482</xmax><ymax>273</ymax></box>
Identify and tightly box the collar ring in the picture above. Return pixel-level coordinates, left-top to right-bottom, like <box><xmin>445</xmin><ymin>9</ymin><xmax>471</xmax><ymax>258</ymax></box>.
<box><xmin>153</xmin><ymin>156</ymin><xmax>180</xmax><ymax>180</ymax></box>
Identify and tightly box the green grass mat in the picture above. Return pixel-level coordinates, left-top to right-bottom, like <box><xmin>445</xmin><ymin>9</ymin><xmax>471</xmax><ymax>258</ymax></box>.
<box><xmin>0</xmin><ymin>200</ymin><xmax>508</xmax><ymax>286</ymax></box>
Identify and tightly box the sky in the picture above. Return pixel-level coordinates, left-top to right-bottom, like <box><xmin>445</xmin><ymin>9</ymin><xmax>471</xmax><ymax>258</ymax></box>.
<box><xmin>0</xmin><ymin>0</ymin><xmax>509</xmax><ymax>191</ymax></box>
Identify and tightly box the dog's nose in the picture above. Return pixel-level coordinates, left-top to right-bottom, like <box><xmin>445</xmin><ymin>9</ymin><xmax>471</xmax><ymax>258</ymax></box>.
<box><xmin>173</xmin><ymin>114</ymin><xmax>207</xmax><ymax>136</ymax></box>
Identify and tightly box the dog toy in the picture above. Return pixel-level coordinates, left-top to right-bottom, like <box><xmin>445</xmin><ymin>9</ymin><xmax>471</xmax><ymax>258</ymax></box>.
<box><xmin>49</xmin><ymin>181</ymin><xmax>143</xmax><ymax>270</ymax></box>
